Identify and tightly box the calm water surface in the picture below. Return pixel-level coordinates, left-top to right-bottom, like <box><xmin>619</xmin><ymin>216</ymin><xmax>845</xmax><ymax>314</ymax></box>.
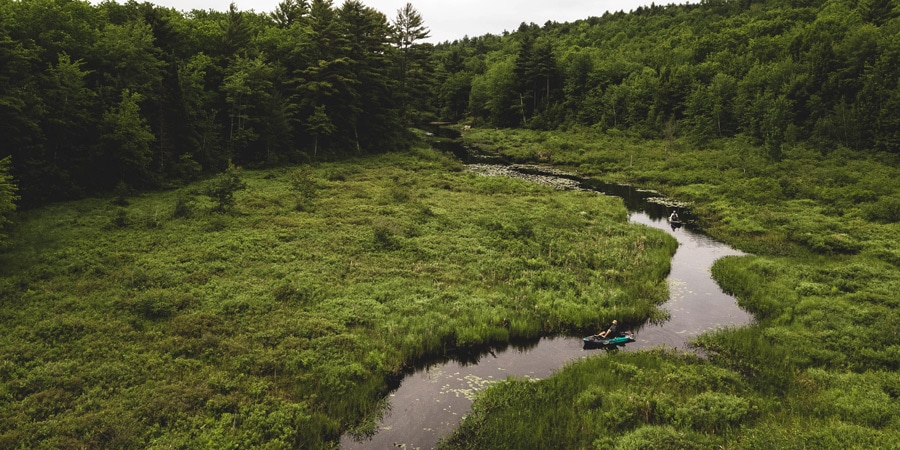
<box><xmin>341</xmin><ymin>164</ymin><xmax>752</xmax><ymax>450</ymax></box>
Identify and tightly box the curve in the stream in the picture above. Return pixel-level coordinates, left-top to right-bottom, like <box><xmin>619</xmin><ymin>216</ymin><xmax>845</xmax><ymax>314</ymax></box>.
<box><xmin>340</xmin><ymin>163</ymin><xmax>753</xmax><ymax>450</ymax></box>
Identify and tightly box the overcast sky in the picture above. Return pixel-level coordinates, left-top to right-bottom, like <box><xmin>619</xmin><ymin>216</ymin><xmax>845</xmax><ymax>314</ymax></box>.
<box><xmin>138</xmin><ymin>0</ymin><xmax>672</xmax><ymax>43</ymax></box>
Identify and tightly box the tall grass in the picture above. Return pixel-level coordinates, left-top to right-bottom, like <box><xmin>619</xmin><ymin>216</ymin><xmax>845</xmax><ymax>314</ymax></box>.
<box><xmin>0</xmin><ymin>146</ymin><xmax>674</xmax><ymax>447</ymax></box>
<box><xmin>441</xmin><ymin>350</ymin><xmax>752</xmax><ymax>449</ymax></box>
<box><xmin>449</xmin><ymin>126</ymin><xmax>900</xmax><ymax>449</ymax></box>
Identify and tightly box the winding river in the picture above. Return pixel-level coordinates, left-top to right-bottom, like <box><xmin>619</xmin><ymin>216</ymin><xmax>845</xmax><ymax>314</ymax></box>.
<box><xmin>340</xmin><ymin>143</ymin><xmax>753</xmax><ymax>449</ymax></box>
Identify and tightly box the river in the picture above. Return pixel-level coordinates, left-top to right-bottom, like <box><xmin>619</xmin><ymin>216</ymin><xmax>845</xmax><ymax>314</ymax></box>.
<box><xmin>340</xmin><ymin>142</ymin><xmax>753</xmax><ymax>450</ymax></box>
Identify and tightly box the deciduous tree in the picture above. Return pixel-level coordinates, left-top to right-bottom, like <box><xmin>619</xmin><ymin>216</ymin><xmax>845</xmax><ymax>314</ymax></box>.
<box><xmin>97</xmin><ymin>89</ymin><xmax>156</xmax><ymax>189</ymax></box>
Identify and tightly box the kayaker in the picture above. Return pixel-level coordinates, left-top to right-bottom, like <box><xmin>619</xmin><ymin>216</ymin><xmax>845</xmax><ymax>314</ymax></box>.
<box><xmin>669</xmin><ymin>210</ymin><xmax>679</xmax><ymax>222</ymax></box>
<box><xmin>596</xmin><ymin>320</ymin><xmax>618</xmax><ymax>338</ymax></box>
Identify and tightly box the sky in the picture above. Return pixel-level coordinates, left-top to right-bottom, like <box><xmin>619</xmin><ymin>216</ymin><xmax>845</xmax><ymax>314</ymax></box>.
<box><xmin>137</xmin><ymin>0</ymin><xmax>669</xmax><ymax>43</ymax></box>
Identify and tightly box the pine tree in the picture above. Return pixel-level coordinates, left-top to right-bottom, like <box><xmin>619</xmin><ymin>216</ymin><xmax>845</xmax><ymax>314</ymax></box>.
<box><xmin>270</xmin><ymin>0</ymin><xmax>309</xmax><ymax>28</ymax></box>
<box><xmin>391</xmin><ymin>3</ymin><xmax>431</xmax><ymax>123</ymax></box>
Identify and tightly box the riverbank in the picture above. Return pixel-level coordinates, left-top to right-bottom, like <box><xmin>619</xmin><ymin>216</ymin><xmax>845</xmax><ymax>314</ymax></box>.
<box><xmin>441</xmin><ymin>128</ymin><xmax>900</xmax><ymax>448</ymax></box>
<box><xmin>343</xmin><ymin>159</ymin><xmax>750</xmax><ymax>449</ymax></box>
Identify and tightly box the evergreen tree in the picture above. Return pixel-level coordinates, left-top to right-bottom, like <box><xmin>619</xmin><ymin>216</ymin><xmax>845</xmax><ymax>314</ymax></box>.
<box><xmin>391</xmin><ymin>2</ymin><xmax>431</xmax><ymax>123</ymax></box>
<box><xmin>338</xmin><ymin>0</ymin><xmax>399</xmax><ymax>152</ymax></box>
<box><xmin>291</xmin><ymin>0</ymin><xmax>338</xmax><ymax>156</ymax></box>
<box><xmin>38</xmin><ymin>53</ymin><xmax>97</xmax><ymax>194</ymax></box>
<box><xmin>220</xmin><ymin>2</ymin><xmax>252</xmax><ymax>58</ymax></box>
<box><xmin>0</xmin><ymin>18</ymin><xmax>45</xmax><ymax>205</ymax></box>
<box><xmin>270</xmin><ymin>0</ymin><xmax>309</xmax><ymax>28</ymax></box>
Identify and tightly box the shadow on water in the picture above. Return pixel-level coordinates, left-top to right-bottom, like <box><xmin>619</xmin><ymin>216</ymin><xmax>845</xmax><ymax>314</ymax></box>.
<box><xmin>340</xmin><ymin>128</ymin><xmax>753</xmax><ymax>449</ymax></box>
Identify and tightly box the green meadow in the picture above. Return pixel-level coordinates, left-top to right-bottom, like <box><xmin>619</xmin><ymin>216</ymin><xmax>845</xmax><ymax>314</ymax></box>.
<box><xmin>441</xmin><ymin>128</ymin><xmax>900</xmax><ymax>448</ymax></box>
<box><xmin>0</xmin><ymin>145</ymin><xmax>676</xmax><ymax>448</ymax></box>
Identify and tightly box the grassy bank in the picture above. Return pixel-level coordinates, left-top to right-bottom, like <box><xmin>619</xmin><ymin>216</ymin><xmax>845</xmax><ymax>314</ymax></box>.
<box><xmin>442</xmin><ymin>128</ymin><xmax>900</xmax><ymax>448</ymax></box>
<box><xmin>462</xmin><ymin>127</ymin><xmax>900</xmax><ymax>258</ymax></box>
<box><xmin>0</xmin><ymin>146</ymin><xmax>675</xmax><ymax>448</ymax></box>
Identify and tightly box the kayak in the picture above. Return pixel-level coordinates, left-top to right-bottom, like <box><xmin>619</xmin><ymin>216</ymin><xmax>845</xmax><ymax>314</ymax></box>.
<box><xmin>583</xmin><ymin>332</ymin><xmax>635</xmax><ymax>348</ymax></box>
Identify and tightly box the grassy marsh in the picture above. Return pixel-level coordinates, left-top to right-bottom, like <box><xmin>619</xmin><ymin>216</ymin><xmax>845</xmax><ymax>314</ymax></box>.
<box><xmin>0</xmin><ymin>146</ymin><xmax>675</xmax><ymax>447</ymax></box>
<box><xmin>443</xmin><ymin>128</ymin><xmax>900</xmax><ymax>448</ymax></box>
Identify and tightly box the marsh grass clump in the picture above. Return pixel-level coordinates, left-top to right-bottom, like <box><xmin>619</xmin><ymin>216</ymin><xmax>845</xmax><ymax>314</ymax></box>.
<box><xmin>442</xmin><ymin>350</ymin><xmax>754</xmax><ymax>449</ymax></box>
<box><xmin>371</xmin><ymin>217</ymin><xmax>403</xmax><ymax>250</ymax></box>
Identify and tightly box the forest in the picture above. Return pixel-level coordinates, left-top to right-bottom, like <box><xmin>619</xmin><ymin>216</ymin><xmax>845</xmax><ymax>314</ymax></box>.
<box><xmin>1</xmin><ymin>0</ymin><xmax>900</xmax><ymax>448</ymax></box>
<box><xmin>0</xmin><ymin>0</ymin><xmax>433</xmax><ymax>212</ymax></box>
<box><xmin>2</xmin><ymin>0</ymin><xmax>899</xmax><ymax>213</ymax></box>
<box><xmin>431</xmin><ymin>0</ymin><xmax>900</xmax><ymax>153</ymax></box>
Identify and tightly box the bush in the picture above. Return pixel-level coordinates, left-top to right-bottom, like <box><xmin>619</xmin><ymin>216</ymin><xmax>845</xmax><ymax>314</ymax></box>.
<box><xmin>123</xmin><ymin>289</ymin><xmax>193</xmax><ymax>320</ymax></box>
<box><xmin>173</xmin><ymin>192</ymin><xmax>196</xmax><ymax>219</ymax></box>
<box><xmin>112</xmin><ymin>207</ymin><xmax>129</xmax><ymax>228</ymax></box>
<box><xmin>372</xmin><ymin>217</ymin><xmax>401</xmax><ymax>249</ymax></box>
<box><xmin>792</xmin><ymin>232</ymin><xmax>862</xmax><ymax>255</ymax></box>
<box><xmin>204</xmin><ymin>164</ymin><xmax>247</xmax><ymax>213</ymax></box>
<box><xmin>272</xmin><ymin>282</ymin><xmax>321</xmax><ymax>306</ymax></box>
<box><xmin>290</xmin><ymin>165</ymin><xmax>317</xmax><ymax>211</ymax></box>
<box><xmin>863</xmin><ymin>196</ymin><xmax>900</xmax><ymax>223</ymax></box>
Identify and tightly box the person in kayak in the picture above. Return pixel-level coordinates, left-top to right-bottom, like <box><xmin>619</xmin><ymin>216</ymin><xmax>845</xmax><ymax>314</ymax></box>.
<box><xmin>596</xmin><ymin>320</ymin><xmax>618</xmax><ymax>339</ymax></box>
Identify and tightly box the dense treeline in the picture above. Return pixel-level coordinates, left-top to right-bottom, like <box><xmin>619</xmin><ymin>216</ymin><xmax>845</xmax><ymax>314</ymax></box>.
<box><xmin>429</xmin><ymin>0</ymin><xmax>900</xmax><ymax>156</ymax></box>
<box><xmin>5</xmin><ymin>0</ymin><xmax>899</xmax><ymax>213</ymax></box>
<box><xmin>0</xmin><ymin>0</ymin><xmax>433</xmax><ymax>208</ymax></box>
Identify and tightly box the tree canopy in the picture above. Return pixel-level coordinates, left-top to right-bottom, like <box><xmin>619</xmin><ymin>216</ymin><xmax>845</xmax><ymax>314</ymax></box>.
<box><xmin>3</xmin><ymin>0</ymin><xmax>899</xmax><ymax>209</ymax></box>
<box><xmin>428</xmin><ymin>0</ymin><xmax>900</xmax><ymax>155</ymax></box>
<box><xmin>0</xmin><ymin>0</ymin><xmax>419</xmax><ymax>207</ymax></box>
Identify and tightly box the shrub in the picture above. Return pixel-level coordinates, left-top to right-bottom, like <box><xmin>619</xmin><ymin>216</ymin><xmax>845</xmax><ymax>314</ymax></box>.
<box><xmin>173</xmin><ymin>192</ymin><xmax>196</xmax><ymax>218</ymax></box>
<box><xmin>272</xmin><ymin>282</ymin><xmax>321</xmax><ymax>306</ymax></box>
<box><xmin>123</xmin><ymin>289</ymin><xmax>192</xmax><ymax>320</ymax></box>
<box><xmin>863</xmin><ymin>196</ymin><xmax>900</xmax><ymax>223</ymax></box>
<box><xmin>109</xmin><ymin>207</ymin><xmax>129</xmax><ymax>228</ymax></box>
<box><xmin>372</xmin><ymin>217</ymin><xmax>401</xmax><ymax>249</ymax></box>
<box><xmin>792</xmin><ymin>232</ymin><xmax>862</xmax><ymax>255</ymax></box>
<box><xmin>290</xmin><ymin>165</ymin><xmax>317</xmax><ymax>211</ymax></box>
<box><xmin>112</xmin><ymin>181</ymin><xmax>130</xmax><ymax>206</ymax></box>
<box><xmin>204</xmin><ymin>163</ymin><xmax>246</xmax><ymax>213</ymax></box>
